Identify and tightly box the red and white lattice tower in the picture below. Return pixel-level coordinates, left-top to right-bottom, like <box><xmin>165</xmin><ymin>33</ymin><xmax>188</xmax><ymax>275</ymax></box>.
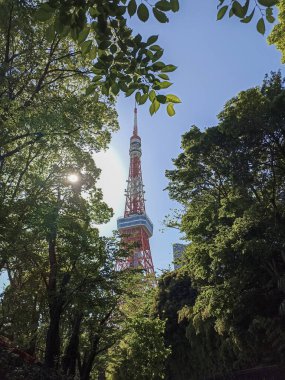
<box><xmin>116</xmin><ymin>107</ymin><xmax>155</xmax><ymax>275</ymax></box>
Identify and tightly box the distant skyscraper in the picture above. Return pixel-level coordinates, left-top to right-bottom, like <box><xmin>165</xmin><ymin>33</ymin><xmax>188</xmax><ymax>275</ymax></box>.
<box><xmin>116</xmin><ymin>107</ymin><xmax>155</xmax><ymax>275</ymax></box>
<box><xmin>173</xmin><ymin>243</ymin><xmax>187</xmax><ymax>269</ymax></box>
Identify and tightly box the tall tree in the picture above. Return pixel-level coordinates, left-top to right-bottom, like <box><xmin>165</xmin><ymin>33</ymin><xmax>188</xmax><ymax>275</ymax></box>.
<box><xmin>166</xmin><ymin>72</ymin><xmax>285</xmax><ymax>377</ymax></box>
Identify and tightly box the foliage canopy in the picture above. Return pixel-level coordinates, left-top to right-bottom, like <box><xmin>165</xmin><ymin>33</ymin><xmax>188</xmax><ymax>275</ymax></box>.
<box><xmin>165</xmin><ymin>72</ymin><xmax>285</xmax><ymax>378</ymax></box>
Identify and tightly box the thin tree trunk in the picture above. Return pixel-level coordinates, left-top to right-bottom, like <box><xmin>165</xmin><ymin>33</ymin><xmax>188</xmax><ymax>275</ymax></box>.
<box><xmin>45</xmin><ymin>213</ymin><xmax>61</xmax><ymax>368</ymax></box>
<box><xmin>80</xmin><ymin>335</ymin><xmax>100</xmax><ymax>380</ymax></box>
<box><xmin>62</xmin><ymin>312</ymin><xmax>83</xmax><ymax>376</ymax></box>
<box><xmin>80</xmin><ymin>308</ymin><xmax>114</xmax><ymax>379</ymax></box>
<box><xmin>45</xmin><ymin>304</ymin><xmax>62</xmax><ymax>368</ymax></box>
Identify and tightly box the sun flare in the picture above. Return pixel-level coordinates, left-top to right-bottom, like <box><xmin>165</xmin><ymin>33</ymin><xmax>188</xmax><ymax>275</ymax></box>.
<box><xmin>67</xmin><ymin>174</ymin><xmax>80</xmax><ymax>183</ymax></box>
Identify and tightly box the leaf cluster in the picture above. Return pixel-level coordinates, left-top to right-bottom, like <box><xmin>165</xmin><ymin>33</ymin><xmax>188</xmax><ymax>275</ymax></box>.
<box><xmin>34</xmin><ymin>0</ymin><xmax>181</xmax><ymax>115</ymax></box>
<box><xmin>217</xmin><ymin>0</ymin><xmax>279</xmax><ymax>35</ymax></box>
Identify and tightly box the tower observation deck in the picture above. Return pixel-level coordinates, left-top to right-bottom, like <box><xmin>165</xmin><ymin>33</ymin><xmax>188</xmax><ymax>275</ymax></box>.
<box><xmin>116</xmin><ymin>107</ymin><xmax>155</xmax><ymax>275</ymax></box>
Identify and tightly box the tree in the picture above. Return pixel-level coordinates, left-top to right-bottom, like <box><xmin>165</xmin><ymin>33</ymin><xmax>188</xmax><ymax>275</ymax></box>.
<box><xmin>106</xmin><ymin>273</ymin><xmax>170</xmax><ymax>380</ymax></box>
<box><xmin>0</xmin><ymin>0</ymin><xmax>122</xmax><ymax>164</ymax></box>
<box><xmin>166</xmin><ymin>72</ymin><xmax>285</xmax><ymax>377</ymax></box>
<box><xmin>0</xmin><ymin>66</ymin><xmax>131</xmax><ymax>377</ymax></box>
<box><xmin>108</xmin><ymin>317</ymin><xmax>169</xmax><ymax>380</ymax></box>
<box><xmin>154</xmin><ymin>270</ymin><xmax>197</xmax><ymax>380</ymax></box>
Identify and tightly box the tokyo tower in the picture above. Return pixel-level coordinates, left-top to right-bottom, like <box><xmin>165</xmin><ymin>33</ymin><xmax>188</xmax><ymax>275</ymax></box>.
<box><xmin>116</xmin><ymin>107</ymin><xmax>155</xmax><ymax>275</ymax></box>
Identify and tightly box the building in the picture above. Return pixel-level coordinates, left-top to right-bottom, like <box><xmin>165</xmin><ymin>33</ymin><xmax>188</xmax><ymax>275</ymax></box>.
<box><xmin>116</xmin><ymin>107</ymin><xmax>155</xmax><ymax>275</ymax></box>
<box><xmin>173</xmin><ymin>243</ymin><xmax>187</xmax><ymax>270</ymax></box>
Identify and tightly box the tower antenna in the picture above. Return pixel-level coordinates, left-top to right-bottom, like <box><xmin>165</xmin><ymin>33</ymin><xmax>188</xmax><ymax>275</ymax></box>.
<box><xmin>133</xmin><ymin>101</ymin><xmax>138</xmax><ymax>136</ymax></box>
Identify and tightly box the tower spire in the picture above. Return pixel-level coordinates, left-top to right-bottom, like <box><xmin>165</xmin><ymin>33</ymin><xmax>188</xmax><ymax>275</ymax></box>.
<box><xmin>133</xmin><ymin>102</ymin><xmax>138</xmax><ymax>136</ymax></box>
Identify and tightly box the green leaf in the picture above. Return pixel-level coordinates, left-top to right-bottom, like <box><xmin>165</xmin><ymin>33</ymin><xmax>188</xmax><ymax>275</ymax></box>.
<box><xmin>86</xmin><ymin>84</ymin><xmax>96</xmax><ymax>95</ymax></box>
<box><xmin>155</xmin><ymin>1</ymin><xmax>172</xmax><ymax>12</ymax></box>
<box><xmin>54</xmin><ymin>16</ymin><xmax>64</xmax><ymax>34</ymax></box>
<box><xmin>92</xmin><ymin>75</ymin><xmax>102</xmax><ymax>82</ymax></box>
<box><xmin>150</xmin><ymin>99</ymin><xmax>160</xmax><ymax>115</ymax></box>
<box><xmin>116</xmin><ymin>6</ymin><xmax>127</xmax><ymax>16</ymax></box>
<box><xmin>232</xmin><ymin>1</ymin><xmax>246</xmax><ymax>18</ymax></box>
<box><xmin>153</xmin><ymin>8</ymin><xmax>169</xmax><ymax>23</ymax></box>
<box><xmin>157</xmin><ymin>94</ymin><xmax>167</xmax><ymax>104</ymax></box>
<box><xmin>99</xmin><ymin>40</ymin><xmax>111</xmax><ymax>50</ymax></box>
<box><xmin>152</xmin><ymin>50</ymin><xmax>164</xmax><ymax>62</ymax></box>
<box><xmin>60</xmin><ymin>25</ymin><xmax>70</xmax><ymax>38</ymax></box>
<box><xmin>46</xmin><ymin>24</ymin><xmax>55</xmax><ymax>42</ymax></box>
<box><xmin>93</xmin><ymin>92</ymin><xmax>99</xmax><ymax>102</ymax></box>
<box><xmin>161</xmin><ymin>64</ymin><xmax>177</xmax><ymax>72</ymax></box>
<box><xmin>126</xmin><ymin>88</ymin><xmax>136</xmax><ymax>97</ymax></box>
<box><xmin>170</xmin><ymin>0</ymin><xmax>179</xmax><ymax>12</ymax></box>
<box><xmin>35</xmin><ymin>5</ymin><xmax>54</xmax><ymax>22</ymax></box>
<box><xmin>167</xmin><ymin>103</ymin><xmax>175</xmax><ymax>116</ymax></box>
<box><xmin>137</xmin><ymin>3</ymin><xmax>149</xmax><ymax>22</ymax></box>
<box><xmin>153</xmin><ymin>61</ymin><xmax>166</xmax><ymax>70</ymax></box>
<box><xmin>149</xmin><ymin>90</ymin><xmax>156</xmax><ymax>101</ymax></box>
<box><xmin>256</xmin><ymin>17</ymin><xmax>265</xmax><ymax>34</ymax></box>
<box><xmin>138</xmin><ymin>93</ymin><xmax>148</xmax><ymax>104</ymax></box>
<box><xmin>240</xmin><ymin>9</ymin><xmax>255</xmax><ymax>23</ymax></box>
<box><xmin>217</xmin><ymin>6</ymin><xmax>228</xmax><ymax>20</ymax></box>
<box><xmin>158</xmin><ymin>81</ymin><xmax>172</xmax><ymax>89</ymax></box>
<box><xmin>101</xmin><ymin>84</ymin><xmax>110</xmax><ymax>96</ymax></box>
<box><xmin>147</xmin><ymin>35</ymin><xmax>159</xmax><ymax>45</ymax></box>
<box><xmin>266</xmin><ymin>7</ymin><xmax>275</xmax><ymax>23</ymax></box>
<box><xmin>135</xmin><ymin>91</ymin><xmax>141</xmax><ymax>103</ymax></box>
<box><xmin>119</xmin><ymin>81</ymin><xmax>129</xmax><ymax>92</ymax></box>
<box><xmin>150</xmin><ymin>44</ymin><xmax>162</xmax><ymax>51</ymax></box>
<box><xmin>153</xmin><ymin>99</ymin><xmax>160</xmax><ymax>112</ymax></box>
<box><xmin>111</xmin><ymin>83</ymin><xmax>120</xmax><ymax>95</ymax></box>
<box><xmin>128</xmin><ymin>0</ymin><xmax>137</xmax><ymax>17</ymax></box>
<box><xmin>266</xmin><ymin>14</ymin><xmax>275</xmax><ymax>23</ymax></box>
<box><xmin>92</xmin><ymin>67</ymin><xmax>103</xmax><ymax>75</ymax></box>
<box><xmin>134</xmin><ymin>33</ymin><xmax>142</xmax><ymax>44</ymax></box>
<box><xmin>158</xmin><ymin>73</ymin><xmax>169</xmax><ymax>80</ymax></box>
<box><xmin>243</xmin><ymin>0</ymin><xmax>250</xmax><ymax>15</ymax></box>
<box><xmin>166</xmin><ymin>94</ymin><xmax>181</xmax><ymax>103</ymax></box>
<box><xmin>89</xmin><ymin>6</ymin><xmax>100</xmax><ymax>18</ymax></box>
<box><xmin>81</xmin><ymin>40</ymin><xmax>92</xmax><ymax>54</ymax></box>
<box><xmin>258</xmin><ymin>0</ymin><xmax>278</xmax><ymax>6</ymax></box>
<box><xmin>78</xmin><ymin>27</ymin><xmax>90</xmax><ymax>44</ymax></box>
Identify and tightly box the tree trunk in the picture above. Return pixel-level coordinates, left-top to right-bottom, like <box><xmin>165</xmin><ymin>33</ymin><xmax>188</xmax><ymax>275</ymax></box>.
<box><xmin>62</xmin><ymin>312</ymin><xmax>83</xmax><ymax>376</ymax></box>
<box><xmin>44</xmin><ymin>304</ymin><xmax>62</xmax><ymax>368</ymax></box>
<box><xmin>80</xmin><ymin>335</ymin><xmax>100</xmax><ymax>380</ymax></box>
<box><xmin>45</xmin><ymin>225</ymin><xmax>61</xmax><ymax>368</ymax></box>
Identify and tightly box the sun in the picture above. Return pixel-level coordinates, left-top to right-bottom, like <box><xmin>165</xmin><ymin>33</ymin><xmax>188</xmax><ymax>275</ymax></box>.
<box><xmin>67</xmin><ymin>173</ymin><xmax>80</xmax><ymax>183</ymax></box>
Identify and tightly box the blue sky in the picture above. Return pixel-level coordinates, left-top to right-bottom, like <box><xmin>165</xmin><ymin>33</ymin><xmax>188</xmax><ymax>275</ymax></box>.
<box><xmin>97</xmin><ymin>1</ymin><xmax>285</xmax><ymax>272</ymax></box>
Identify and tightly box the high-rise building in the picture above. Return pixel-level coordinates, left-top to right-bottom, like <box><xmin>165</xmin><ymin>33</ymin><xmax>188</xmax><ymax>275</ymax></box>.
<box><xmin>173</xmin><ymin>243</ymin><xmax>187</xmax><ymax>269</ymax></box>
<box><xmin>116</xmin><ymin>108</ymin><xmax>155</xmax><ymax>275</ymax></box>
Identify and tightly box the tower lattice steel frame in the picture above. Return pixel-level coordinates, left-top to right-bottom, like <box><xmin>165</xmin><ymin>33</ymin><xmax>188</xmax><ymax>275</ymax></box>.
<box><xmin>116</xmin><ymin>107</ymin><xmax>155</xmax><ymax>275</ymax></box>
